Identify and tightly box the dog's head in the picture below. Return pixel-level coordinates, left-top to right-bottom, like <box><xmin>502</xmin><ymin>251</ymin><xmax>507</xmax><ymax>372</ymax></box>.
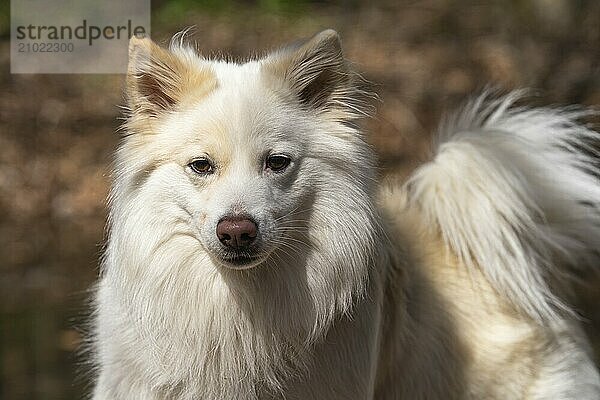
<box><xmin>114</xmin><ymin>29</ymin><xmax>378</xmax><ymax>273</ymax></box>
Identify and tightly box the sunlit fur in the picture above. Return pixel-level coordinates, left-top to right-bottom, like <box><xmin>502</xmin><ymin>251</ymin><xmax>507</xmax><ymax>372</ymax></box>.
<box><xmin>407</xmin><ymin>91</ymin><xmax>600</xmax><ymax>323</ymax></box>
<box><xmin>92</xmin><ymin>30</ymin><xmax>600</xmax><ymax>399</ymax></box>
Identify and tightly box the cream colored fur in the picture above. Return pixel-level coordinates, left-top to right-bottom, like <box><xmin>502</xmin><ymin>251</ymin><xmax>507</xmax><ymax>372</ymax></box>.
<box><xmin>92</xmin><ymin>30</ymin><xmax>600</xmax><ymax>399</ymax></box>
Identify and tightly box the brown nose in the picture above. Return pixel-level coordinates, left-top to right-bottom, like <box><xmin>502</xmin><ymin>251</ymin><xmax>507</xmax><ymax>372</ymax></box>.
<box><xmin>216</xmin><ymin>217</ymin><xmax>257</xmax><ymax>249</ymax></box>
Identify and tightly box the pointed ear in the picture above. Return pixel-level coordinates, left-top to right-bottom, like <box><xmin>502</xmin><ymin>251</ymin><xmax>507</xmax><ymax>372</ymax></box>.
<box><xmin>126</xmin><ymin>36</ymin><xmax>215</xmax><ymax>117</ymax></box>
<box><xmin>264</xmin><ymin>29</ymin><xmax>353</xmax><ymax>111</ymax></box>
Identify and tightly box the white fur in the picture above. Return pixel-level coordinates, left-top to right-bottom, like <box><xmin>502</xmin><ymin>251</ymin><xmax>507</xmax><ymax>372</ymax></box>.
<box><xmin>407</xmin><ymin>91</ymin><xmax>600</xmax><ymax>322</ymax></box>
<box><xmin>92</xmin><ymin>32</ymin><xmax>600</xmax><ymax>399</ymax></box>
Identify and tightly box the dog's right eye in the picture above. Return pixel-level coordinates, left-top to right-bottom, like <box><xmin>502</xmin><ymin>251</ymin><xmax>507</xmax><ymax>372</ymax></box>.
<box><xmin>188</xmin><ymin>159</ymin><xmax>214</xmax><ymax>175</ymax></box>
<box><xmin>266</xmin><ymin>155</ymin><xmax>291</xmax><ymax>172</ymax></box>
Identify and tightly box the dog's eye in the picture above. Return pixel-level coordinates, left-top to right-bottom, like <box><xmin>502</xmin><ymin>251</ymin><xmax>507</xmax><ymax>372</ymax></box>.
<box><xmin>188</xmin><ymin>159</ymin><xmax>214</xmax><ymax>175</ymax></box>
<box><xmin>266</xmin><ymin>155</ymin><xmax>291</xmax><ymax>172</ymax></box>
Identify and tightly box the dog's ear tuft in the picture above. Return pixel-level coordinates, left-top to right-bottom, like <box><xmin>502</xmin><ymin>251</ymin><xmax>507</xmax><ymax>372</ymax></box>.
<box><xmin>126</xmin><ymin>36</ymin><xmax>215</xmax><ymax>117</ymax></box>
<box><xmin>265</xmin><ymin>29</ymin><xmax>353</xmax><ymax>111</ymax></box>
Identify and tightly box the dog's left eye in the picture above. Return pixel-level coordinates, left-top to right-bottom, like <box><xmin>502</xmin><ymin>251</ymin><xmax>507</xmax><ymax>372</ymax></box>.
<box><xmin>266</xmin><ymin>155</ymin><xmax>291</xmax><ymax>172</ymax></box>
<box><xmin>188</xmin><ymin>159</ymin><xmax>214</xmax><ymax>175</ymax></box>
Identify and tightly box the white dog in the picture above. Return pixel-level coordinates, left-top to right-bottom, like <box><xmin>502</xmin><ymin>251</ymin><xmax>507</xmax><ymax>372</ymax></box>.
<box><xmin>92</xmin><ymin>30</ymin><xmax>600</xmax><ymax>399</ymax></box>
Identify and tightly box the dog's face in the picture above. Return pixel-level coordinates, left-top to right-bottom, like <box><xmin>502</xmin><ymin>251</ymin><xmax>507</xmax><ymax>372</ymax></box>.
<box><xmin>116</xmin><ymin>30</ymin><xmax>375</xmax><ymax>272</ymax></box>
<box><xmin>175</xmin><ymin>92</ymin><xmax>310</xmax><ymax>270</ymax></box>
<box><xmin>139</xmin><ymin>66</ymin><xmax>316</xmax><ymax>270</ymax></box>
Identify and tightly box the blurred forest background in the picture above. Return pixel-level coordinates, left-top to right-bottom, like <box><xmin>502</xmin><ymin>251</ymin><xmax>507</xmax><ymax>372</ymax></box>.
<box><xmin>1</xmin><ymin>0</ymin><xmax>599</xmax><ymax>398</ymax></box>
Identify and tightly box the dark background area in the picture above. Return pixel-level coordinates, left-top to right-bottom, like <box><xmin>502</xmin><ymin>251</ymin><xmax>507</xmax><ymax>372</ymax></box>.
<box><xmin>1</xmin><ymin>1</ymin><xmax>599</xmax><ymax>398</ymax></box>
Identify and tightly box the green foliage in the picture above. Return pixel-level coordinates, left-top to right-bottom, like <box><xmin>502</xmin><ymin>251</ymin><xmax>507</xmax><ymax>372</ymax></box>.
<box><xmin>154</xmin><ymin>0</ymin><xmax>309</xmax><ymax>24</ymax></box>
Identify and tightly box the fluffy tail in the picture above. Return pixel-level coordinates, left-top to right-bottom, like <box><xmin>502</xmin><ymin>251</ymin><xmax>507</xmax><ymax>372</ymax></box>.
<box><xmin>406</xmin><ymin>91</ymin><xmax>600</xmax><ymax>322</ymax></box>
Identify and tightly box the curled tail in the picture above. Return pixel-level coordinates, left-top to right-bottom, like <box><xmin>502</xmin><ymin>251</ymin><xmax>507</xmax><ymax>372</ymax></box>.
<box><xmin>406</xmin><ymin>91</ymin><xmax>600</xmax><ymax>322</ymax></box>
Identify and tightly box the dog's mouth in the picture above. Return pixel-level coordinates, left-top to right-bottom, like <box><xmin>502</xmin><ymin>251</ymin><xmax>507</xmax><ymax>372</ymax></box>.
<box><xmin>216</xmin><ymin>252</ymin><xmax>265</xmax><ymax>270</ymax></box>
